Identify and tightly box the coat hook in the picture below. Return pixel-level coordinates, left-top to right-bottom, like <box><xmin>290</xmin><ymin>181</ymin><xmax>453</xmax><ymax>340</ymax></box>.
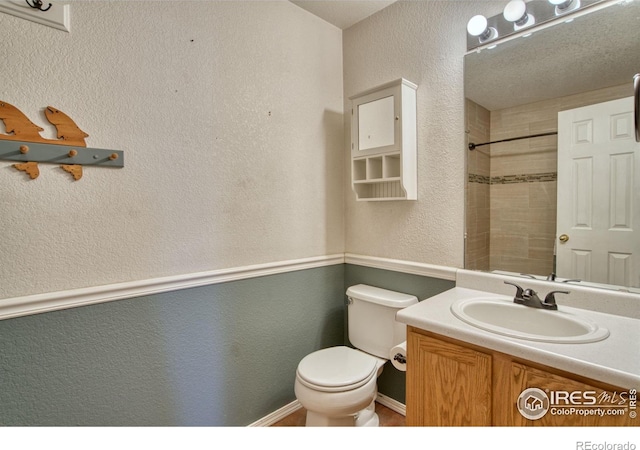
<box><xmin>25</xmin><ymin>0</ymin><xmax>52</xmax><ymax>12</ymax></box>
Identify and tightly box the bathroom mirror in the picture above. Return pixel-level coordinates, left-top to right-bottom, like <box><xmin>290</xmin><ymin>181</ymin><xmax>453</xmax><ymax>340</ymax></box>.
<box><xmin>464</xmin><ymin>0</ymin><xmax>640</xmax><ymax>292</ymax></box>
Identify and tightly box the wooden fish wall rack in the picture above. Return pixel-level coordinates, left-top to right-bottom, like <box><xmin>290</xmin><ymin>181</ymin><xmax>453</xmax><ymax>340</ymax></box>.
<box><xmin>0</xmin><ymin>100</ymin><xmax>124</xmax><ymax>181</ymax></box>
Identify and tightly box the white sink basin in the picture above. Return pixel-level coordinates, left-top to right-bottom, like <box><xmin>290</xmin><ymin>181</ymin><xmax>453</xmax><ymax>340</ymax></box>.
<box><xmin>450</xmin><ymin>297</ymin><xmax>610</xmax><ymax>343</ymax></box>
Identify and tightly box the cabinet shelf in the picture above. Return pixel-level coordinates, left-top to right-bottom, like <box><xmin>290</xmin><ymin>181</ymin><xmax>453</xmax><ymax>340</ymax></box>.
<box><xmin>353</xmin><ymin>177</ymin><xmax>401</xmax><ymax>184</ymax></box>
<box><xmin>350</xmin><ymin>79</ymin><xmax>417</xmax><ymax>201</ymax></box>
<box><xmin>352</xmin><ymin>179</ymin><xmax>406</xmax><ymax>201</ymax></box>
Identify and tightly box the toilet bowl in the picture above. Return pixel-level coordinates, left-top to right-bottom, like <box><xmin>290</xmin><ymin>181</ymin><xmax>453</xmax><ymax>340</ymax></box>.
<box><xmin>294</xmin><ymin>346</ymin><xmax>386</xmax><ymax>426</ymax></box>
<box><xmin>294</xmin><ymin>285</ymin><xmax>418</xmax><ymax>427</ymax></box>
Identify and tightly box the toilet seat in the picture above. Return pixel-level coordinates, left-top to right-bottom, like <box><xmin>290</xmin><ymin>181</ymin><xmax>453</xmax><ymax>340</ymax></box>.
<box><xmin>296</xmin><ymin>346</ymin><xmax>378</xmax><ymax>393</ymax></box>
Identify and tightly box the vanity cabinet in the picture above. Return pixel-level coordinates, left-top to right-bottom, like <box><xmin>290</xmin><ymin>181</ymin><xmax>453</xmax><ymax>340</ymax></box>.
<box><xmin>406</xmin><ymin>327</ymin><xmax>635</xmax><ymax>426</ymax></box>
<box><xmin>349</xmin><ymin>79</ymin><xmax>417</xmax><ymax>201</ymax></box>
<box><xmin>406</xmin><ymin>330</ymin><xmax>492</xmax><ymax>426</ymax></box>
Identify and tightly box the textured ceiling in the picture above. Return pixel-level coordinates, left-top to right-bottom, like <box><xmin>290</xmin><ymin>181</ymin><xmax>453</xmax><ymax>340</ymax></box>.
<box><xmin>465</xmin><ymin>1</ymin><xmax>640</xmax><ymax>111</ymax></box>
<box><xmin>289</xmin><ymin>1</ymin><xmax>640</xmax><ymax>110</ymax></box>
<box><xmin>290</xmin><ymin>0</ymin><xmax>396</xmax><ymax>29</ymax></box>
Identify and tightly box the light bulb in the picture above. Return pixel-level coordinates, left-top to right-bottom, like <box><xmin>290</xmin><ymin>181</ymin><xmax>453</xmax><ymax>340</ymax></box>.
<box><xmin>503</xmin><ymin>0</ymin><xmax>535</xmax><ymax>29</ymax></box>
<box><xmin>549</xmin><ymin>0</ymin><xmax>580</xmax><ymax>15</ymax></box>
<box><xmin>503</xmin><ymin>0</ymin><xmax>526</xmax><ymax>21</ymax></box>
<box><xmin>467</xmin><ymin>15</ymin><xmax>488</xmax><ymax>36</ymax></box>
<box><xmin>467</xmin><ymin>15</ymin><xmax>498</xmax><ymax>42</ymax></box>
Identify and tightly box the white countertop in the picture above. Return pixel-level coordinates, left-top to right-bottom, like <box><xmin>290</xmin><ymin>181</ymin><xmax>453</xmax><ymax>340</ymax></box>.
<box><xmin>396</xmin><ymin>287</ymin><xmax>640</xmax><ymax>389</ymax></box>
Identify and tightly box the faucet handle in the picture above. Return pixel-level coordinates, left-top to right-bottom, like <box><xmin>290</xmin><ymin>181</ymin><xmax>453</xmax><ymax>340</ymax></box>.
<box><xmin>543</xmin><ymin>290</ymin><xmax>569</xmax><ymax>309</ymax></box>
<box><xmin>504</xmin><ymin>281</ymin><xmax>524</xmax><ymax>299</ymax></box>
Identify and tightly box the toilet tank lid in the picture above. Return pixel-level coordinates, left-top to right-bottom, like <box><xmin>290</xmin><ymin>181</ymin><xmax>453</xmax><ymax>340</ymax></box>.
<box><xmin>346</xmin><ymin>284</ymin><xmax>418</xmax><ymax>308</ymax></box>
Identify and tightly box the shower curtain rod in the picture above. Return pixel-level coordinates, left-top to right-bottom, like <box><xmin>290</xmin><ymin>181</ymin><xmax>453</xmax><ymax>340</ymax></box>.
<box><xmin>468</xmin><ymin>131</ymin><xmax>558</xmax><ymax>151</ymax></box>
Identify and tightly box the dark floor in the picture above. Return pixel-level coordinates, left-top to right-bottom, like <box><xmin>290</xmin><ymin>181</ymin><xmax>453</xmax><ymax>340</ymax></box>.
<box><xmin>271</xmin><ymin>402</ymin><xmax>405</xmax><ymax>426</ymax></box>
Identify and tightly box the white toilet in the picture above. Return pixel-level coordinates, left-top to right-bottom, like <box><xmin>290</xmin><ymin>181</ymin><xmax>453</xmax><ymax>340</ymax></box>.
<box><xmin>294</xmin><ymin>284</ymin><xmax>418</xmax><ymax>426</ymax></box>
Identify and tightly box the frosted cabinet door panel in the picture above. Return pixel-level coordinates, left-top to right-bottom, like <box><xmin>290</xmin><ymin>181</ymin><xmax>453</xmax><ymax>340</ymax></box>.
<box><xmin>358</xmin><ymin>96</ymin><xmax>395</xmax><ymax>151</ymax></box>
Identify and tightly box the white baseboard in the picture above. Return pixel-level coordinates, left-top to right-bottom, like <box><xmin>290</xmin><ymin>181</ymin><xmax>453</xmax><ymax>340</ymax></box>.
<box><xmin>376</xmin><ymin>392</ymin><xmax>406</xmax><ymax>416</ymax></box>
<box><xmin>249</xmin><ymin>394</ymin><xmax>406</xmax><ymax>427</ymax></box>
<box><xmin>248</xmin><ymin>400</ymin><xmax>303</xmax><ymax>427</ymax></box>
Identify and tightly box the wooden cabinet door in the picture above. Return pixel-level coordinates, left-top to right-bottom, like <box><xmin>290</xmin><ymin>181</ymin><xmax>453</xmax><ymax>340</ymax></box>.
<box><xmin>406</xmin><ymin>330</ymin><xmax>492</xmax><ymax>426</ymax></box>
<box><xmin>500</xmin><ymin>360</ymin><xmax>635</xmax><ymax>426</ymax></box>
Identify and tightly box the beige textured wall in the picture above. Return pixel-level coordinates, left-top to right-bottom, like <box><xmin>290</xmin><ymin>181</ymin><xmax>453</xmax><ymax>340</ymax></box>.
<box><xmin>0</xmin><ymin>1</ymin><xmax>344</xmax><ymax>298</ymax></box>
<box><xmin>343</xmin><ymin>1</ymin><xmax>489</xmax><ymax>267</ymax></box>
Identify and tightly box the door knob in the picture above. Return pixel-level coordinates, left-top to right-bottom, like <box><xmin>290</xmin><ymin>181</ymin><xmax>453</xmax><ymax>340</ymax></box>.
<box><xmin>558</xmin><ymin>234</ymin><xmax>569</xmax><ymax>243</ymax></box>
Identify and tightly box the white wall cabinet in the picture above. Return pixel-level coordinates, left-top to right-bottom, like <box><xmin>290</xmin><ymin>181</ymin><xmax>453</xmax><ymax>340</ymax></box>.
<box><xmin>350</xmin><ymin>79</ymin><xmax>417</xmax><ymax>201</ymax></box>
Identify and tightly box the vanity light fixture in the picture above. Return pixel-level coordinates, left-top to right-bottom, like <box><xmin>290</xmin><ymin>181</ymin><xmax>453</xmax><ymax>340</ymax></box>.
<box><xmin>503</xmin><ymin>0</ymin><xmax>536</xmax><ymax>30</ymax></box>
<box><xmin>466</xmin><ymin>0</ymin><xmax>606</xmax><ymax>51</ymax></box>
<box><xmin>549</xmin><ymin>0</ymin><xmax>581</xmax><ymax>15</ymax></box>
<box><xmin>467</xmin><ymin>15</ymin><xmax>499</xmax><ymax>44</ymax></box>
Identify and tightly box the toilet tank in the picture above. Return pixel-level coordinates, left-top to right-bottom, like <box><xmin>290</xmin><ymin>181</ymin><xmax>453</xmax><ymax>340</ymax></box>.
<box><xmin>346</xmin><ymin>284</ymin><xmax>418</xmax><ymax>359</ymax></box>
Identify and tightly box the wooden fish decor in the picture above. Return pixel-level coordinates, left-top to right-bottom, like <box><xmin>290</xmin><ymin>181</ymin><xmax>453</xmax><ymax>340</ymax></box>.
<box><xmin>13</xmin><ymin>161</ymin><xmax>40</xmax><ymax>180</ymax></box>
<box><xmin>44</xmin><ymin>106</ymin><xmax>89</xmax><ymax>147</ymax></box>
<box><xmin>0</xmin><ymin>101</ymin><xmax>89</xmax><ymax>146</ymax></box>
<box><xmin>0</xmin><ymin>100</ymin><xmax>122</xmax><ymax>181</ymax></box>
<box><xmin>60</xmin><ymin>164</ymin><xmax>83</xmax><ymax>181</ymax></box>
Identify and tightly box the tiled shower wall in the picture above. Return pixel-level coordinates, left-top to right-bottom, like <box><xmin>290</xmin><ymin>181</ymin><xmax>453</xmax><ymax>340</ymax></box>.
<box><xmin>466</xmin><ymin>83</ymin><xmax>629</xmax><ymax>275</ymax></box>
<box><xmin>489</xmin><ymin>99</ymin><xmax>559</xmax><ymax>275</ymax></box>
<box><xmin>465</xmin><ymin>99</ymin><xmax>491</xmax><ymax>271</ymax></box>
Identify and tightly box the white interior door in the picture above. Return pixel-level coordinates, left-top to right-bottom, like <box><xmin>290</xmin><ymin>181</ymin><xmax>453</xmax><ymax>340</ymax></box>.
<box><xmin>557</xmin><ymin>96</ymin><xmax>640</xmax><ymax>288</ymax></box>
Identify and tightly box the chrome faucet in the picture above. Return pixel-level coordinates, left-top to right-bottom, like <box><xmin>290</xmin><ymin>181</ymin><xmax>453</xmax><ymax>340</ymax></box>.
<box><xmin>504</xmin><ymin>281</ymin><xmax>568</xmax><ymax>310</ymax></box>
